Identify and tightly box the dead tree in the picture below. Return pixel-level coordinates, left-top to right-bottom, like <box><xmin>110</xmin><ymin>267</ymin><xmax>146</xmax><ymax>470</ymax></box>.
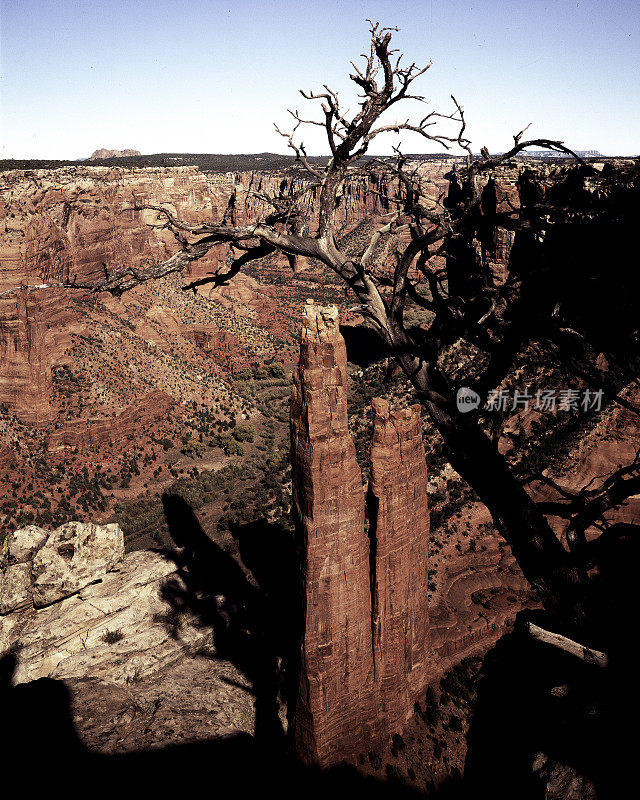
<box><xmin>62</xmin><ymin>23</ymin><xmax>640</xmax><ymax>644</ymax></box>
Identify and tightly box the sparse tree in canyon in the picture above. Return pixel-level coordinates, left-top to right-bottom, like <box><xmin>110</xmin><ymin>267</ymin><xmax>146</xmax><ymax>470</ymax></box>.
<box><xmin>67</xmin><ymin>22</ymin><xmax>639</xmax><ymax>651</ymax></box>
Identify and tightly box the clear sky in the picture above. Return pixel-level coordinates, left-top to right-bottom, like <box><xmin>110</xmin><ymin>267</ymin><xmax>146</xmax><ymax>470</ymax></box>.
<box><xmin>1</xmin><ymin>0</ymin><xmax>638</xmax><ymax>159</ymax></box>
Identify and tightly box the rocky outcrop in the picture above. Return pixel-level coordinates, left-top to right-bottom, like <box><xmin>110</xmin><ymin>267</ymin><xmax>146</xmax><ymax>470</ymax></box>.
<box><xmin>290</xmin><ymin>302</ymin><xmax>431</xmax><ymax>766</ymax></box>
<box><xmin>0</xmin><ymin>549</ymin><xmax>208</xmax><ymax>685</ymax></box>
<box><xmin>368</xmin><ymin>399</ymin><xmax>430</xmax><ymax>729</ymax></box>
<box><xmin>290</xmin><ymin>301</ymin><xmax>375</xmax><ymax>766</ymax></box>
<box><xmin>0</xmin><ymin>521</ymin><xmax>124</xmax><ymax>613</ymax></box>
<box><xmin>47</xmin><ymin>390</ymin><xmax>174</xmax><ymax>451</ymax></box>
<box><xmin>0</xmin><ymin>519</ymin><xmax>254</xmax><ymax>743</ymax></box>
<box><xmin>89</xmin><ymin>148</ymin><xmax>141</xmax><ymax>160</ymax></box>
<box><xmin>181</xmin><ymin>325</ymin><xmax>247</xmax><ymax>372</ymax></box>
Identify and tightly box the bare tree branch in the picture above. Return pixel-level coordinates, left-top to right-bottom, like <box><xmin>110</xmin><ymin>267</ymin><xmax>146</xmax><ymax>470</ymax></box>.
<box><xmin>527</xmin><ymin>622</ymin><xmax>609</xmax><ymax>668</ymax></box>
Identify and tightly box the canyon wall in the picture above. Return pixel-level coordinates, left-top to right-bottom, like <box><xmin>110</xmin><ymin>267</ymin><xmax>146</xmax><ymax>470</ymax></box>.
<box><xmin>290</xmin><ymin>301</ymin><xmax>430</xmax><ymax>766</ymax></box>
<box><xmin>1</xmin><ymin>159</ymin><xmax>625</xmax><ymax>426</ymax></box>
<box><xmin>0</xmin><ymin>164</ymin><xmax>404</xmax><ymax>424</ymax></box>
<box><xmin>47</xmin><ymin>390</ymin><xmax>174</xmax><ymax>451</ymax></box>
<box><xmin>0</xmin><ymin>291</ymin><xmax>53</xmax><ymax>424</ymax></box>
<box><xmin>0</xmin><ymin>166</ymin><xmax>222</xmax><ymax>424</ymax></box>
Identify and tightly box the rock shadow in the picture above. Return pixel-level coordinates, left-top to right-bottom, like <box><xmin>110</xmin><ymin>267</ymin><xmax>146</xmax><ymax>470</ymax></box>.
<box><xmin>0</xmin><ymin>651</ymin><xmax>434</xmax><ymax>797</ymax></box>
<box><xmin>464</xmin><ymin>597</ymin><xmax>637</xmax><ymax>798</ymax></box>
<box><xmin>158</xmin><ymin>493</ymin><xmax>287</xmax><ymax>749</ymax></box>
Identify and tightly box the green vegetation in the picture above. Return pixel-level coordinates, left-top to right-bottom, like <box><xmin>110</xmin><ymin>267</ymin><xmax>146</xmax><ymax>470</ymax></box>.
<box><xmin>181</xmin><ymin>440</ymin><xmax>206</xmax><ymax>459</ymax></box>
<box><xmin>232</xmin><ymin>423</ymin><xmax>255</xmax><ymax>443</ymax></box>
<box><xmin>224</xmin><ymin>439</ymin><xmax>245</xmax><ymax>456</ymax></box>
<box><xmin>113</xmin><ymin>429</ymin><xmax>291</xmax><ymax>549</ymax></box>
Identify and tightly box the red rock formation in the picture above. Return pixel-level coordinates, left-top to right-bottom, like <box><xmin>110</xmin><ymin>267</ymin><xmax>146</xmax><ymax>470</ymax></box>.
<box><xmin>181</xmin><ymin>325</ymin><xmax>248</xmax><ymax>372</ymax></box>
<box><xmin>290</xmin><ymin>303</ymin><xmax>432</xmax><ymax>767</ymax></box>
<box><xmin>0</xmin><ymin>166</ymin><xmax>219</xmax><ymax>423</ymax></box>
<box><xmin>0</xmin><ymin>162</ymin><xmax>454</xmax><ymax>423</ymax></box>
<box><xmin>368</xmin><ymin>398</ymin><xmax>430</xmax><ymax>728</ymax></box>
<box><xmin>47</xmin><ymin>390</ymin><xmax>174</xmax><ymax>451</ymax></box>
<box><xmin>290</xmin><ymin>301</ymin><xmax>375</xmax><ymax>766</ymax></box>
<box><xmin>0</xmin><ymin>292</ymin><xmax>53</xmax><ymax>425</ymax></box>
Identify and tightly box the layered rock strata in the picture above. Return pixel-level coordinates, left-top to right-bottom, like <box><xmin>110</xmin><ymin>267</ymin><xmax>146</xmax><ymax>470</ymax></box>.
<box><xmin>0</xmin><ymin>520</ymin><xmax>252</xmax><ymax>745</ymax></box>
<box><xmin>290</xmin><ymin>302</ymin><xmax>430</xmax><ymax>766</ymax></box>
<box><xmin>290</xmin><ymin>301</ymin><xmax>374</xmax><ymax>765</ymax></box>
<box><xmin>47</xmin><ymin>390</ymin><xmax>174</xmax><ymax>451</ymax></box>
<box><xmin>0</xmin><ymin>163</ymin><xmax>421</xmax><ymax>422</ymax></box>
<box><xmin>0</xmin><ymin>291</ymin><xmax>54</xmax><ymax>424</ymax></box>
<box><xmin>368</xmin><ymin>398</ymin><xmax>430</xmax><ymax>730</ymax></box>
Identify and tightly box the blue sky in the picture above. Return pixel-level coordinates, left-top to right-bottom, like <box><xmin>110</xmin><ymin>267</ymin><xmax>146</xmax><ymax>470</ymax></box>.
<box><xmin>1</xmin><ymin>0</ymin><xmax>638</xmax><ymax>158</ymax></box>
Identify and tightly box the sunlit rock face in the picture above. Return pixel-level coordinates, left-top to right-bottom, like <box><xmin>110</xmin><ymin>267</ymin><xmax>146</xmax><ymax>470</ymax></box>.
<box><xmin>0</xmin><ymin>518</ymin><xmax>255</xmax><ymax>743</ymax></box>
<box><xmin>0</xmin><ymin>166</ymin><xmax>221</xmax><ymax>425</ymax></box>
<box><xmin>0</xmin><ymin>292</ymin><xmax>56</xmax><ymax>425</ymax></box>
<box><xmin>0</xmin><ymin>521</ymin><xmax>124</xmax><ymax>614</ymax></box>
<box><xmin>0</xmin><ymin>163</ymin><xmax>402</xmax><ymax>425</ymax></box>
<box><xmin>289</xmin><ymin>300</ymin><xmax>375</xmax><ymax>766</ymax></box>
<box><xmin>290</xmin><ymin>302</ymin><xmax>431</xmax><ymax>766</ymax></box>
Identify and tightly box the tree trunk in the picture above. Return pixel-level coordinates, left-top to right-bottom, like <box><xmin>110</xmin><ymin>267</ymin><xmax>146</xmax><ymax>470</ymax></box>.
<box><xmin>444</xmin><ymin>418</ymin><xmax>590</xmax><ymax>627</ymax></box>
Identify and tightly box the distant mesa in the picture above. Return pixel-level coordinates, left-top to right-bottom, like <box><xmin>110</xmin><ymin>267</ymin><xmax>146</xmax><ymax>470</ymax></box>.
<box><xmin>88</xmin><ymin>147</ymin><xmax>141</xmax><ymax>161</ymax></box>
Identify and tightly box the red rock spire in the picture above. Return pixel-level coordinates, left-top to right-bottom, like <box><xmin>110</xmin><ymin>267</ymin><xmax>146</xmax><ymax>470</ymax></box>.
<box><xmin>290</xmin><ymin>301</ymin><xmax>430</xmax><ymax>766</ymax></box>
<box><xmin>368</xmin><ymin>398</ymin><xmax>430</xmax><ymax>728</ymax></box>
<box><xmin>290</xmin><ymin>300</ymin><xmax>374</xmax><ymax>766</ymax></box>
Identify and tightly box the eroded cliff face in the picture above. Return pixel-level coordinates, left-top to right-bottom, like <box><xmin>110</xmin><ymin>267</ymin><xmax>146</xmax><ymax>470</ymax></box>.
<box><xmin>368</xmin><ymin>398</ymin><xmax>430</xmax><ymax>724</ymax></box>
<box><xmin>0</xmin><ymin>292</ymin><xmax>53</xmax><ymax>424</ymax></box>
<box><xmin>0</xmin><ymin>164</ymin><xmax>408</xmax><ymax>424</ymax></box>
<box><xmin>290</xmin><ymin>302</ymin><xmax>431</xmax><ymax>766</ymax></box>
<box><xmin>47</xmin><ymin>390</ymin><xmax>174</xmax><ymax>452</ymax></box>
<box><xmin>0</xmin><ymin>166</ymin><xmax>221</xmax><ymax>291</ymax></box>
<box><xmin>0</xmin><ymin>166</ymin><xmax>221</xmax><ymax>424</ymax></box>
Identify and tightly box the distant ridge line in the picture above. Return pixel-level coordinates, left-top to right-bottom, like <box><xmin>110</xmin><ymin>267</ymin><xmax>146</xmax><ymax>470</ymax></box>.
<box><xmin>1</xmin><ymin>151</ymin><xmax>632</xmax><ymax>175</ymax></box>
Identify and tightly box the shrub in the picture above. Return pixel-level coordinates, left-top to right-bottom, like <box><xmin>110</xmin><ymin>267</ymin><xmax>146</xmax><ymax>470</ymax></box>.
<box><xmin>268</xmin><ymin>361</ymin><xmax>286</xmax><ymax>378</ymax></box>
<box><xmin>210</xmin><ymin>434</ymin><xmax>231</xmax><ymax>449</ymax></box>
<box><xmin>181</xmin><ymin>440</ymin><xmax>205</xmax><ymax>458</ymax></box>
<box><xmin>391</xmin><ymin>733</ymin><xmax>406</xmax><ymax>751</ymax></box>
<box><xmin>224</xmin><ymin>439</ymin><xmax>245</xmax><ymax>456</ymax></box>
<box><xmin>232</xmin><ymin>423</ymin><xmax>255</xmax><ymax>443</ymax></box>
<box><xmin>102</xmin><ymin>629</ymin><xmax>124</xmax><ymax>644</ymax></box>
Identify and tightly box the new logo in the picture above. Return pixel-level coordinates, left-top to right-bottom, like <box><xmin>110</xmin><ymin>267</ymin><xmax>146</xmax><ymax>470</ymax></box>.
<box><xmin>456</xmin><ymin>387</ymin><xmax>480</xmax><ymax>413</ymax></box>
